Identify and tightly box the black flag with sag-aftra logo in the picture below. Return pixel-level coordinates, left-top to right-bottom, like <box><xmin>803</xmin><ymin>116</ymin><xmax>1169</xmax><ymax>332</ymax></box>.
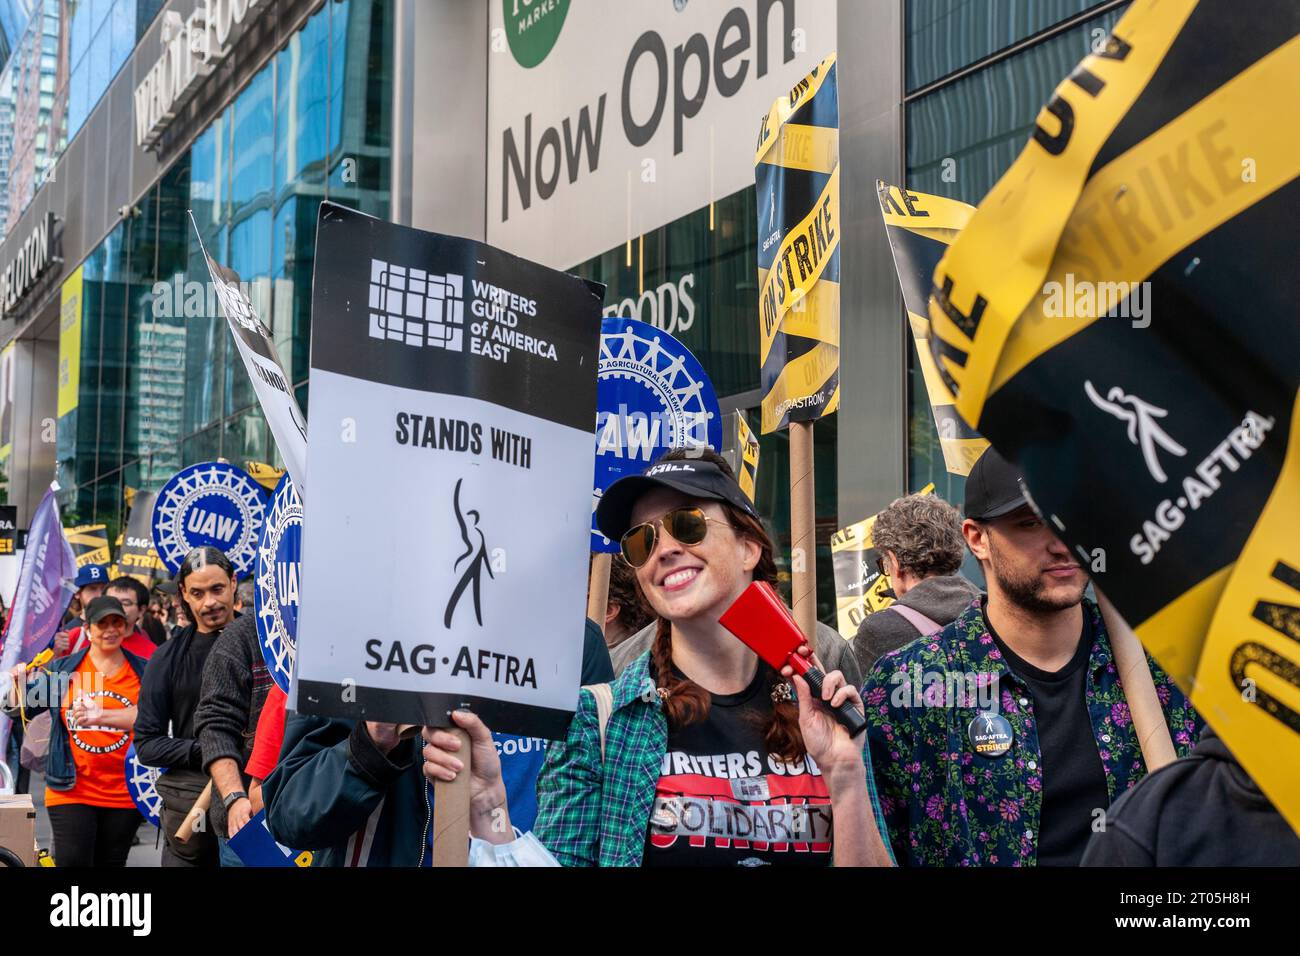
<box><xmin>927</xmin><ymin>0</ymin><xmax>1300</xmax><ymax>831</ymax></box>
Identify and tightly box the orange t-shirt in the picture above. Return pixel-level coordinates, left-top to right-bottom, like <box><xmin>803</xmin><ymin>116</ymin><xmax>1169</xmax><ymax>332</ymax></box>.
<box><xmin>45</xmin><ymin>655</ymin><xmax>140</xmax><ymax>809</ymax></box>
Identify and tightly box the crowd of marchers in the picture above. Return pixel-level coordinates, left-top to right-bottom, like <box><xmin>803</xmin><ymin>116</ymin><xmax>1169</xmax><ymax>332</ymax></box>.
<box><xmin>5</xmin><ymin>447</ymin><xmax>1298</xmax><ymax>867</ymax></box>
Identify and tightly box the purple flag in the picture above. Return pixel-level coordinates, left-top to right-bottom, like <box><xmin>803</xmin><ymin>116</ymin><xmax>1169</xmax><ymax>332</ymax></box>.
<box><xmin>1</xmin><ymin>484</ymin><xmax>76</xmax><ymax>763</ymax></box>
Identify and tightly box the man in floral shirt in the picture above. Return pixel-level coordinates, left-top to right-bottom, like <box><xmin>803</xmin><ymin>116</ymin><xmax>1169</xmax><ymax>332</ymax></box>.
<box><xmin>862</xmin><ymin>449</ymin><xmax>1201</xmax><ymax>866</ymax></box>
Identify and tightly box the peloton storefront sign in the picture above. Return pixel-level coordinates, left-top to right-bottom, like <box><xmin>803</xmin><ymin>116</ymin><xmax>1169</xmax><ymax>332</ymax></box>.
<box><xmin>133</xmin><ymin>0</ymin><xmax>271</xmax><ymax>150</ymax></box>
<box><xmin>1</xmin><ymin>212</ymin><xmax>58</xmax><ymax>321</ymax></box>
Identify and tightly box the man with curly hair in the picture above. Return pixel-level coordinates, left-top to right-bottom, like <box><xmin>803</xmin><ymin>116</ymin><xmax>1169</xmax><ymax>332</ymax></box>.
<box><xmin>852</xmin><ymin>493</ymin><xmax>980</xmax><ymax>672</ymax></box>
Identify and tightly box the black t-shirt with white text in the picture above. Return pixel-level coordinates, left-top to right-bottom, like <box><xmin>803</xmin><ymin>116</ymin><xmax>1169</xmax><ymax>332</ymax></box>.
<box><xmin>642</xmin><ymin>666</ymin><xmax>832</xmax><ymax>867</ymax></box>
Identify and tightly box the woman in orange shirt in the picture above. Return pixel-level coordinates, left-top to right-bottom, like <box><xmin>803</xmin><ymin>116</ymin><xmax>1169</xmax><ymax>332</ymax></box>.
<box><xmin>4</xmin><ymin>596</ymin><xmax>149</xmax><ymax>866</ymax></box>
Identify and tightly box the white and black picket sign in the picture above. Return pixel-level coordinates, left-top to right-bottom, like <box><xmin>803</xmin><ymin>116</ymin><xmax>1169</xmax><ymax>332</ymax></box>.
<box><xmin>191</xmin><ymin>214</ymin><xmax>309</xmax><ymax>493</ymax></box>
<box><xmin>295</xmin><ymin>202</ymin><xmax>603</xmax><ymax>738</ymax></box>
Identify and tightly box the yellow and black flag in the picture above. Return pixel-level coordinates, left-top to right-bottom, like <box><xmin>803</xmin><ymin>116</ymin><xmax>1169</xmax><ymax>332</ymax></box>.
<box><xmin>65</xmin><ymin>524</ymin><xmax>111</xmax><ymax>568</ymax></box>
<box><xmin>877</xmin><ymin>182</ymin><xmax>989</xmax><ymax>476</ymax></box>
<box><xmin>928</xmin><ymin>0</ymin><xmax>1300</xmax><ymax>830</ymax></box>
<box><xmin>736</xmin><ymin>410</ymin><xmax>760</xmax><ymax>504</ymax></box>
<box><xmin>831</xmin><ymin>483</ymin><xmax>935</xmax><ymax>639</ymax></box>
<box><xmin>755</xmin><ymin>53</ymin><xmax>840</xmax><ymax>434</ymax></box>
<box><xmin>116</xmin><ymin>489</ymin><xmax>166</xmax><ymax>586</ymax></box>
<box><xmin>244</xmin><ymin>460</ymin><xmax>285</xmax><ymax>493</ymax></box>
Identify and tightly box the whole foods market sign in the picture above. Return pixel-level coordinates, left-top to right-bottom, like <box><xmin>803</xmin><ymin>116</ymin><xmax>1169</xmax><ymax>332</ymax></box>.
<box><xmin>134</xmin><ymin>0</ymin><xmax>271</xmax><ymax>150</ymax></box>
<box><xmin>487</xmin><ymin>0</ymin><xmax>835</xmax><ymax>268</ymax></box>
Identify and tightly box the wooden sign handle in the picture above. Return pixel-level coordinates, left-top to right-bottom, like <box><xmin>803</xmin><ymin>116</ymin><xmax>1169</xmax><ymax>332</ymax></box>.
<box><xmin>431</xmin><ymin>726</ymin><xmax>472</xmax><ymax>867</ymax></box>
<box><xmin>788</xmin><ymin>421</ymin><xmax>819</xmax><ymax>653</ymax></box>
<box><xmin>1096</xmin><ymin>589</ymin><xmax>1177</xmax><ymax>772</ymax></box>
<box><xmin>174</xmin><ymin>781</ymin><xmax>212</xmax><ymax>843</ymax></box>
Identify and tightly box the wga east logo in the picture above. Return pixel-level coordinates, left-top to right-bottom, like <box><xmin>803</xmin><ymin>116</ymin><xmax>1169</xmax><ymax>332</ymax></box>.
<box><xmin>503</xmin><ymin>0</ymin><xmax>570</xmax><ymax>68</ymax></box>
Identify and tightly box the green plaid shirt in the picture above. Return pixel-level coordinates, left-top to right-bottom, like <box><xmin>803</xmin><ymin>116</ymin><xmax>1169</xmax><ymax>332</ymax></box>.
<box><xmin>533</xmin><ymin>650</ymin><xmax>891</xmax><ymax>866</ymax></box>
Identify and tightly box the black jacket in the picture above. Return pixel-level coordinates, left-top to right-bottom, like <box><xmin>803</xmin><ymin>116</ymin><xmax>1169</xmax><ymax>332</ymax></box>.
<box><xmin>1081</xmin><ymin>727</ymin><xmax>1300</xmax><ymax>865</ymax></box>
<box><xmin>134</xmin><ymin>618</ymin><xmax>233</xmax><ymax>771</ymax></box>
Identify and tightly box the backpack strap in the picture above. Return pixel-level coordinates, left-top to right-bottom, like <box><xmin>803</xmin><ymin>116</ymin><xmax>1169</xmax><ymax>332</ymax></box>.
<box><xmin>581</xmin><ymin>683</ymin><xmax>614</xmax><ymax>761</ymax></box>
<box><xmin>886</xmin><ymin>603</ymin><xmax>943</xmax><ymax>638</ymax></box>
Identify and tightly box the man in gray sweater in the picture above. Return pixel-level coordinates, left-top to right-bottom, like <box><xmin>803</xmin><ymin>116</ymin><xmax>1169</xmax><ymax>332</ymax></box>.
<box><xmin>195</xmin><ymin>608</ymin><xmax>273</xmax><ymax>865</ymax></box>
<box><xmin>852</xmin><ymin>492</ymin><xmax>980</xmax><ymax>673</ymax></box>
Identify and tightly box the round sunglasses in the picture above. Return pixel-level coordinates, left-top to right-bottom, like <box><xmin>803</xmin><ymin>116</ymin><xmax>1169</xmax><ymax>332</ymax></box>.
<box><xmin>619</xmin><ymin>507</ymin><xmax>732</xmax><ymax>568</ymax></box>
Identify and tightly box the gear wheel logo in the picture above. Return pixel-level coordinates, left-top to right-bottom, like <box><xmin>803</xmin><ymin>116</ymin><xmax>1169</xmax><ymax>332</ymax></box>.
<box><xmin>592</xmin><ymin>318</ymin><xmax>722</xmax><ymax>550</ymax></box>
<box><xmin>126</xmin><ymin>743</ymin><xmax>164</xmax><ymax>828</ymax></box>
<box><xmin>256</xmin><ymin>474</ymin><xmax>302</xmax><ymax>694</ymax></box>
<box><xmin>151</xmin><ymin>461</ymin><xmax>268</xmax><ymax>577</ymax></box>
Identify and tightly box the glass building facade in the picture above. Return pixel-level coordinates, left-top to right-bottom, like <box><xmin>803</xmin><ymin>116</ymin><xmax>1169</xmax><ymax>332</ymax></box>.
<box><xmin>53</xmin><ymin>0</ymin><xmax>391</xmax><ymax>543</ymax></box>
<box><xmin>0</xmin><ymin>0</ymin><xmax>165</xmax><ymax>238</ymax></box>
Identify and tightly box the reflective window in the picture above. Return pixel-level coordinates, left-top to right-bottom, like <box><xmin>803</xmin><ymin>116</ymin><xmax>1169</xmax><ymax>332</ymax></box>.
<box><xmin>61</xmin><ymin>1</ymin><xmax>392</xmax><ymax>503</ymax></box>
<box><xmin>907</xmin><ymin>0</ymin><xmax>1116</xmax><ymax>91</ymax></box>
<box><xmin>327</xmin><ymin>0</ymin><xmax>391</xmax><ymax>217</ymax></box>
<box><xmin>573</xmin><ymin>187</ymin><xmax>761</xmax><ymax>399</ymax></box>
<box><xmin>275</xmin><ymin>7</ymin><xmax>329</xmax><ymax>195</ymax></box>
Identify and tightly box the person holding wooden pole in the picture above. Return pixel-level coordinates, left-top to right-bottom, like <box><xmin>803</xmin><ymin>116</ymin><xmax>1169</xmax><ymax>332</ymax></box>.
<box><xmin>423</xmin><ymin>448</ymin><xmax>893</xmax><ymax>867</ymax></box>
<box><xmin>859</xmin><ymin>447</ymin><xmax>1202</xmax><ymax>867</ymax></box>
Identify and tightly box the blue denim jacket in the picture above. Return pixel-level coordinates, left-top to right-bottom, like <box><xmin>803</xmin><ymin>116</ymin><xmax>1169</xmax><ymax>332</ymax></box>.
<box><xmin>2</xmin><ymin>646</ymin><xmax>149</xmax><ymax>791</ymax></box>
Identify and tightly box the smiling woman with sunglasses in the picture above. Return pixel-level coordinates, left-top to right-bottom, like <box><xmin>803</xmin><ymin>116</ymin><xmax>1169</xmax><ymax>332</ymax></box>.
<box><xmin>423</xmin><ymin>448</ymin><xmax>894</xmax><ymax>867</ymax></box>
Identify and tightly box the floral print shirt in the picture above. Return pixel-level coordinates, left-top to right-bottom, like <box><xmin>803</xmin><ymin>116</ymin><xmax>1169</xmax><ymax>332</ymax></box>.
<box><xmin>862</xmin><ymin>596</ymin><xmax>1202</xmax><ymax>866</ymax></box>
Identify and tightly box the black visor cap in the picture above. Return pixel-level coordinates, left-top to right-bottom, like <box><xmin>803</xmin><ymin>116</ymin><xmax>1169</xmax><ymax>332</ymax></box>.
<box><xmin>596</xmin><ymin>458</ymin><xmax>759</xmax><ymax>544</ymax></box>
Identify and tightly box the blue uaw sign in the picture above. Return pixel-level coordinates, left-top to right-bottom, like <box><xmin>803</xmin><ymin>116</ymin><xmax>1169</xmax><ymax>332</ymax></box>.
<box><xmin>152</xmin><ymin>461</ymin><xmax>268</xmax><ymax>576</ymax></box>
<box><xmin>125</xmin><ymin>743</ymin><xmax>163</xmax><ymax>828</ymax></box>
<box><xmin>256</xmin><ymin>474</ymin><xmax>302</xmax><ymax>694</ymax></box>
<box><xmin>593</xmin><ymin>317</ymin><xmax>722</xmax><ymax>550</ymax></box>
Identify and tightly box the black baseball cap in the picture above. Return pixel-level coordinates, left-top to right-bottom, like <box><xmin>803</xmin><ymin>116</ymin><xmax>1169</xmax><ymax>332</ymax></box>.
<box><xmin>964</xmin><ymin>446</ymin><xmax>1032</xmax><ymax>521</ymax></box>
<box><xmin>84</xmin><ymin>595</ymin><xmax>128</xmax><ymax>626</ymax></box>
<box><xmin>596</xmin><ymin>457</ymin><xmax>759</xmax><ymax>542</ymax></box>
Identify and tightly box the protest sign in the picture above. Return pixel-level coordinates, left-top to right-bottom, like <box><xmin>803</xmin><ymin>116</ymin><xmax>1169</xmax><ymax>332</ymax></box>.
<box><xmin>877</xmin><ymin>181</ymin><xmax>988</xmax><ymax>476</ymax></box>
<box><xmin>191</xmin><ymin>216</ymin><xmax>308</xmax><ymax>493</ymax></box>
<box><xmin>0</xmin><ymin>505</ymin><xmax>15</xmax><ymax>556</ymax></box>
<box><xmin>592</xmin><ymin>316</ymin><xmax>721</xmax><ymax>551</ymax></box>
<box><xmin>296</xmin><ymin>202</ymin><xmax>603</xmax><ymax>741</ymax></box>
<box><xmin>151</xmin><ymin>462</ymin><xmax>268</xmax><ymax>577</ymax></box>
<box><xmin>736</xmin><ymin>411</ymin><xmax>761</xmax><ymax>505</ymax></box>
<box><xmin>755</xmin><ymin>52</ymin><xmax>841</xmax><ymax>435</ymax></box>
<box><xmin>0</xmin><ymin>505</ymin><xmax>16</xmax><ymax>606</ymax></box>
<box><xmin>115</xmin><ymin>490</ymin><xmax>166</xmax><ymax>587</ymax></box>
<box><xmin>228</xmin><ymin>810</ymin><xmax>312</xmax><ymax>868</ymax></box>
<box><xmin>244</xmin><ymin>460</ymin><xmax>285</xmax><ymax>493</ymax></box>
<box><xmin>256</xmin><ymin>474</ymin><xmax>302</xmax><ymax>694</ymax></box>
<box><xmin>65</xmin><ymin>524</ymin><xmax>110</xmax><ymax>569</ymax></box>
<box><xmin>927</xmin><ymin>0</ymin><xmax>1300</xmax><ymax>828</ymax></box>
<box><xmin>755</xmin><ymin>52</ymin><xmax>841</xmax><ymax>644</ymax></box>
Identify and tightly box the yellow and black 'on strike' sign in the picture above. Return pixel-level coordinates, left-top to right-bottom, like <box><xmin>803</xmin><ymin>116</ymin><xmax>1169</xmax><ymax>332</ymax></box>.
<box><xmin>65</xmin><ymin>524</ymin><xmax>111</xmax><ymax>569</ymax></box>
<box><xmin>754</xmin><ymin>53</ymin><xmax>839</xmax><ymax>434</ymax></box>
<box><xmin>928</xmin><ymin>0</ymin><xmax>1300</xmax><ymax>831</ymax></box>
<box><xmin>877</xmin><ymin>182</ymin><xmax>989</xmax><ymax>476</ymax></box>
<box><xmin>736</xmin><ymin>410</ymin><xmax>760</xmax><ymax>504</ymax></box>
